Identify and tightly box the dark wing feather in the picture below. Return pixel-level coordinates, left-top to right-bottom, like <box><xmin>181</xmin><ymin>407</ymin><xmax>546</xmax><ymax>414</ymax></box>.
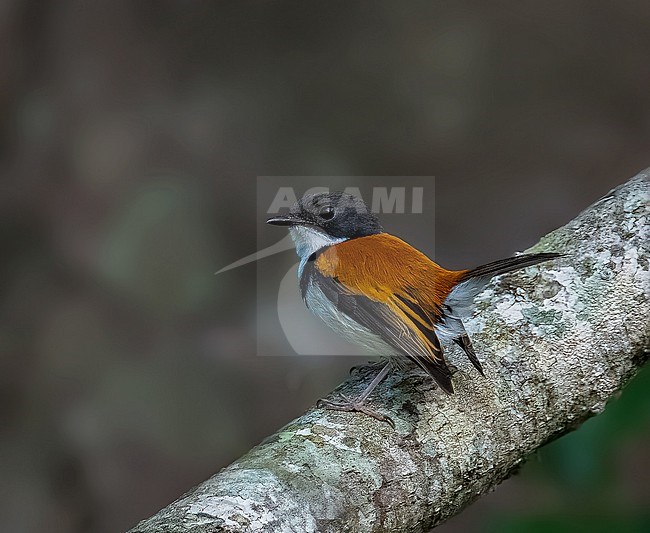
<box><xmin>453</xmin><ymin>333</ymin><xmax>484</xmax><ymax>376</ymax></box>
<box><xmin>303</xmin><ymin>262</ymin><xmax>454</xmax><ymax>394</ymax></box>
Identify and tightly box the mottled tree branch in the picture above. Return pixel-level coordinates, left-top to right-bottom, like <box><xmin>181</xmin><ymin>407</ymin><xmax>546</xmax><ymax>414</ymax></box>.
<box><xmin>130</xmin><ymin>169</ymin><xmax>649</xmax><ymax>533</ymax></box>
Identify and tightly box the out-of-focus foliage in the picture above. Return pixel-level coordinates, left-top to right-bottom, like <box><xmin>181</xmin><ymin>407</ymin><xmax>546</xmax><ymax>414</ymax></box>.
<box><xmin>1</xmin><ymin>1</ymin><xmax>648</xmax><ymax>532</ymax></box>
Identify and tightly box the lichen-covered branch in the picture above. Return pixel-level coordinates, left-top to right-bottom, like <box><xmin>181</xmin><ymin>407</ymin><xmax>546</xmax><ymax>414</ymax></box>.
<box><xmin>130</xmin><ymin>170</ymin><xmax>649</xmax><ymax>533</ymax></box>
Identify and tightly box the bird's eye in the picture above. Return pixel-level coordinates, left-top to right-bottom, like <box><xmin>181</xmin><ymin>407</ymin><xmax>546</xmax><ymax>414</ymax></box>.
<box><xmin>318</xmin><ymin>206</ymin><xmax>335</xmax><ymax>220</ymax></box>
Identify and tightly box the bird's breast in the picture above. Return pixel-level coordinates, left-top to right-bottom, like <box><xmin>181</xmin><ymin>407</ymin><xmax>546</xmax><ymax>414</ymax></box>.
<box><xmin>301</xmin><ymin>271</ymin><xmax>394</xmax><ymax>356</ymax></box>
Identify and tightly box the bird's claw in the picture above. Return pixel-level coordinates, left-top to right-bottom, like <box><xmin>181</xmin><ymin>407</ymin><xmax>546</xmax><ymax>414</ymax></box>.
<box><xmin>317</xmin><ymin>397</ymin><xmax>395</xmax><ymax>428</ymax></box>
<box><xmin>349</xmin><ymin>361</ymin><xmax>386</xmax><ymax>375</ymax></box>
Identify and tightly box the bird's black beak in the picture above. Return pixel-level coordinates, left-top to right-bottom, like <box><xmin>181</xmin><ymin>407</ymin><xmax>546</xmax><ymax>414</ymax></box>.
<box><xmin>266</xmin><ymin>214</ymin><xmax>306</xmax><ymax>226</ymax></box>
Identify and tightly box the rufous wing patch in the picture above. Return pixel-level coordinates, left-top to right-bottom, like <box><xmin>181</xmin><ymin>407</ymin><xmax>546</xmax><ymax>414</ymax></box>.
<box><xmin>310</xmin><ymin>234</ymin><xmax>457</xmax><ymax>393</ymax></box>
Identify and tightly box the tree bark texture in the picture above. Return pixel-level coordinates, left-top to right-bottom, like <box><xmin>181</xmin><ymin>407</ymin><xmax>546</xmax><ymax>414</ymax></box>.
<box><xmin>131</xmin><ymin>169</ymin><xmax>649</xmax><ymax>533</ymax></box>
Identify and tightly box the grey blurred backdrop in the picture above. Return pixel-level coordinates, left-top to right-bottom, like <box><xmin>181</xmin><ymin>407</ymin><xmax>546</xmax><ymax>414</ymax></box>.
<box><xmin>1</xmin><ymin>2</ymin><xmax>649</xmax><ymax>532</ymax></box>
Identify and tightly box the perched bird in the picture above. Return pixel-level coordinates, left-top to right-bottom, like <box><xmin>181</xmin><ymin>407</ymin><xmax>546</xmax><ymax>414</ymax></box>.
<box><xmin>267</xmin><ymin>191</ymin><xmax>561</xmax><ymax>425</ymax></box>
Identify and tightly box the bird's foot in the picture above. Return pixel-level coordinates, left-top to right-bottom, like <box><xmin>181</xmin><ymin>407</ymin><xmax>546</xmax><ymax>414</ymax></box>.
<box><xmin>349</xmin><ymin>360</ymin><xmax>386</xmax><ymax>375</ymax></box>
<box><xmin>317</xmin><ymin>395</ymin><xmax>395</xmax><ymax>428</ymax></box>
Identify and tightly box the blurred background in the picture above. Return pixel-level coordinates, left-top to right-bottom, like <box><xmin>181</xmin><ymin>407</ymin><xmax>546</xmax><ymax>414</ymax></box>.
<box><xmin>1</xmin><ymin>1</ymin><xmax>649</xmax><ymax>532</ymax></box>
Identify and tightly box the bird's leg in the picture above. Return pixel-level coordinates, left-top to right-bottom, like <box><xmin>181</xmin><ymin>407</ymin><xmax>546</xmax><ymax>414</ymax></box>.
<box><xmin>317</xmin><ymin>363</ymin><xmax>394</xmax><ymax>427</ymax></box>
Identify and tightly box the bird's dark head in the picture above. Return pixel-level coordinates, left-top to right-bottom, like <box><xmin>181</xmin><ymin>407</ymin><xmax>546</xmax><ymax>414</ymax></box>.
<box><xmin>267</xmin><ymin>191</ymin><xmax>383</xmax><ymax>259</ymax></box>
<box><xmin>267</xmin><ymin>191</ymin><xmax>383</xmax><ymax>239</ymax></box>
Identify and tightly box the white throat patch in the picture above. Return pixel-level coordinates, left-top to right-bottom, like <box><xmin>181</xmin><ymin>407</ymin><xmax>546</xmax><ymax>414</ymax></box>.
<box><xmin>288</xmin><ymin>226</ymin><xmax>346</xmax><ymax>277</ymax></box>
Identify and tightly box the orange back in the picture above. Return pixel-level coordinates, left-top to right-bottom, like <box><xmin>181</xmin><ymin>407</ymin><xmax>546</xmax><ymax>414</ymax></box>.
<box><xmin>315</xmin><ymin>233</ymin><xmax>466</xmax><ymax>317</ymax></box>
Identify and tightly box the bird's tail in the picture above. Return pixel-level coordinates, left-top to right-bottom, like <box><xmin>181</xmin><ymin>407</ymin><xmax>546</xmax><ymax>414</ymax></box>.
<box><xmin>457</xmin><ymin>252</ymin><xmax>563</xmax><ymax>283</ymax></box>
<box><xmin>444</xmin><ymin>252</ymin><xmax>562</xmax><ymax>318</ymax></box>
